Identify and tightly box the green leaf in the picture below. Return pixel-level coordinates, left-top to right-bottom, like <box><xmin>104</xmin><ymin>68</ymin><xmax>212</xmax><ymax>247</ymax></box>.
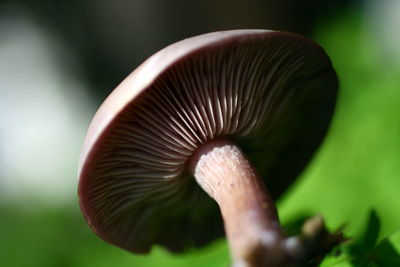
<box><xmin>371</xmin><ymin>231</ymin><xmax>400</xmax><ymax>266</ymax></box>
<box><xmin>320</xmin><ymin>248</ymin><xmax>353</xmax><ymax>267</ymax></box>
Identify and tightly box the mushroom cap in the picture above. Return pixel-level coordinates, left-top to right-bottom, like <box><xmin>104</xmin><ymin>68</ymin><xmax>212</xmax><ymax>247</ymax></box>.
<box><xmin>78</xmin><ymin>30</ymin><xmax>338</xmax><ymax>253</ymax></box>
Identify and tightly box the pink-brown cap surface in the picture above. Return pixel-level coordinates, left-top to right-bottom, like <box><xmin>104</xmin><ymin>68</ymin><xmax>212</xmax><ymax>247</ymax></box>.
<box><xmin>78</xmin><ymin>29</ymin><xmax>338</xmax><ymax>253</ymax></box>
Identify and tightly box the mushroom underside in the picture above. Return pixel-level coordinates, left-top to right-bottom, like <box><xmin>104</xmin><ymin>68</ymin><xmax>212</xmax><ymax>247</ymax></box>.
<box><xmin>79</xmin><ymin>35</ymin><xmax>337</xmax><ymax>253</ymax></box>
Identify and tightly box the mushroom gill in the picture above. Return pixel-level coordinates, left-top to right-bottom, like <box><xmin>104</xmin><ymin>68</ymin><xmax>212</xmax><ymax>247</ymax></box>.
<box><xmin>82</xmin><ymin>36</ymin><xmax>334</xmax><ymax>252</ymax></box>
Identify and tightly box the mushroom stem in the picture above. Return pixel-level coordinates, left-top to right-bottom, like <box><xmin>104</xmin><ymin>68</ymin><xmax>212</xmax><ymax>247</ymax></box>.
<box><xmin>191</xmin><ymin>139</ymin><xmax>291</xmax><ymax>266</ymax></box>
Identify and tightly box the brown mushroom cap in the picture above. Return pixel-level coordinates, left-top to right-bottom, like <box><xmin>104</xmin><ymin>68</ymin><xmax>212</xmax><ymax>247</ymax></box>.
<box><xmin>78</xmin><ymin>30</ymin><xmax>338</xmax><ymax>253</ymax></box>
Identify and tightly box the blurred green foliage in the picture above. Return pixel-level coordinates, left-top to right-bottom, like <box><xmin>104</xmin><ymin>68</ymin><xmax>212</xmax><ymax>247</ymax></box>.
<box><xmin>0</xmin><ymin>205</ymin><xmax>229</xmax><ymax>266</ymax></box>
<box><xmin>279</xmin><ymin>8</ymin><xmax>400</xmax><ymax>267</ymax></box>
<box><xmin>1</xmin><ymin>7</ymin><xmax>399</xmax><ymax>267</ymax></box>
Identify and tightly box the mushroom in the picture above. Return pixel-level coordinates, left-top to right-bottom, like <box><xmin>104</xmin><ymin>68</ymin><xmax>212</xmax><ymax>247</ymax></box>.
<box><xmin>78</xmin><ymin>30</ymin><xmax>338</xmax><ymax>266</ymax></box>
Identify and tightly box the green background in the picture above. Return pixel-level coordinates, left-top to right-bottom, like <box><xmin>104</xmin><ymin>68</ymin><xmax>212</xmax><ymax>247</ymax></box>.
<box><xmin>1</xmin><ymin>3</ymin><xmax>399</xmax><ymax>267</ymax></box>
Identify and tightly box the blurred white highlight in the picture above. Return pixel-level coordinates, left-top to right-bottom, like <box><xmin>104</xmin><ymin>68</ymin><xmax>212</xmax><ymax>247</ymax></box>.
<box><xmin>365</xmin><ymin>0</ymin><xmax>400</xmax><ymax>68</ymax></box>
<box><xmin>0</xmin><ymin>9</ymin><xmax>94</xmax><ymax>205</ymax></box>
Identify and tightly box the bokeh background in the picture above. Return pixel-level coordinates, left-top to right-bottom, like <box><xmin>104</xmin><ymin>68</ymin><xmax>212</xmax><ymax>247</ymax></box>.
<box><xmin>1</xmin><ymin>0</ymin><xmax>399</xmax><ymax>266</ymax></box>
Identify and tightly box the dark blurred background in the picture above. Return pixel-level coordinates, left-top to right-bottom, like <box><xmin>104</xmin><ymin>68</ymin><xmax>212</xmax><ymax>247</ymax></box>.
<box><xmin>1</xmin><ymin>0</ymin><xmax>399</xmax><ymax>266</ymax></box>
<box><xmin>2</xmin><ymin>0</ymin><xmax>351</xmax><ymax>100</ymax></box>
